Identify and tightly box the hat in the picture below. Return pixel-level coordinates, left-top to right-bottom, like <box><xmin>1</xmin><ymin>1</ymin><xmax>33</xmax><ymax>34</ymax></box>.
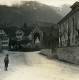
<box><xmin>6</xmin><ymin>54</ymin><xmax>9</xmax><ymax>56</ymax></box>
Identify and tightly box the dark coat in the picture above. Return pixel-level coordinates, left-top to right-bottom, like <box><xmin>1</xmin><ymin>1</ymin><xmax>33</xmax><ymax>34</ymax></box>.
<box><xmin>4</xmin><ymin>56</ymin><xmax>9</xmax><ymax>64</ymax></box>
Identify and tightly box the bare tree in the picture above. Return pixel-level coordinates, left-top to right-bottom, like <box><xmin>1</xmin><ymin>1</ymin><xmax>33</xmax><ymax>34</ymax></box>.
<box><xmin>59</xmin><ymin>31</ymin><xmax>63</xmax><ymax>47</ymax></box>
<box><xmin>67</xmin><ymin>28</ymin><xmax>71</xmax><ymax>46</ymax></box>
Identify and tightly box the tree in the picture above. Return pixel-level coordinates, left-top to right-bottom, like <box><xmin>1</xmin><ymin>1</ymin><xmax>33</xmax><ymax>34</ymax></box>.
<box><xmin>59</xmin><ymin>31</ymin><xmax>63</xmax><ymax>47</ymax></box>
<box><xmin>9</xmin><ymin>39</ymin><xmax>18</xmax><ymax>50</ymax></box>
<box><xmin>51</xmin><ymin>26</ymin><xmax>59</xmax><ymax>50</ymax></box>
<box><xmin>63</xmin><ymin>26</ymin><xmax>71</xmax><ymax>47</ymax></box>
<box><xmin>67</xmin><ymin>28</ymin><xmax>71</xmax><ymax>46</ymax></box>
<box><xmin>23</xmin><ymin>23</ymin><xmax>27</xmax><ymax>31</ymax></box>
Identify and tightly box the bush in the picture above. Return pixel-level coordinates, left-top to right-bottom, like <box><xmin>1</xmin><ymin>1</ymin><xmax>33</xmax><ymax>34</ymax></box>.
<box><xmin>20</xmin><ymin>48</ymin><xmax>41</xmax><ymax>52</ymax></box>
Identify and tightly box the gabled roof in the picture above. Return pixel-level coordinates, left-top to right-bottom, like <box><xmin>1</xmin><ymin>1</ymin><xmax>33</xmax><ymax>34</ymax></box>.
<box><xmin>23</xmin><ymin>21</ymin><xmax>58</xmax><ymax>37</ymax></box>
<box><xmin>70</xmin><ymin>1</ymin><xmax>79</xmax><ymax>9</ymax></box>
<box><xmin>58</xmin><ymin>2</ymin><xmax>79</xmax><ymax>24</ymax></box>
<box><xmin>0</xmin><ymin>21</ymin><xmax>58</xmax><ymax>38</ymax></box>
<box><xmin>0</xmin><ymin>24</ymin><xmax>18</xmax><ymax>37</ymax></box>
<box><xmin>29</xmin><ymin>21</ymin><xmax>58</xmax><ymax>32</ymax></box>
<box><xmin>16</xmin><ymin>28</ymin><xmax>25</xmax><ymax>32</ymax></box>
<box><xmin>23</xmin><ymin>26</ymin><xmax>35</xmax><ymax>37</ymax></box>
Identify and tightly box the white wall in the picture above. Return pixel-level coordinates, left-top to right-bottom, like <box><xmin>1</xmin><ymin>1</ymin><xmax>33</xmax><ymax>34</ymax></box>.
<box><xmin>16</xmin><ymin>30</ymin><xmax>24</xmax><ymax>41</ymax></box>
<box><xmin>0</xmin><ymin>29</ymin><xmax>9</xmax><ymax>50</ymax></box>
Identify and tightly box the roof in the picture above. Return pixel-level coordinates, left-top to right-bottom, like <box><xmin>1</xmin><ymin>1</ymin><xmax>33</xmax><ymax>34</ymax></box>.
<box><xmin>70</xmin><ymin>1</ymin><xmax>79</xmax><ymax>9</ymax></box>
<box><xmin>0</xmin><ymin>24</ymin><xmax>18</xmax><ymax>37</ymax></box>
<box><xmin>0</xmin><ymin>22</ymin><xmax>59</xmax><ymax>38</ymax></box>
<box><xmin>29</xmin><ymin>21</ymin><xmax>58</xmax><ymax>31</ymax></box>
<box><xmin>23</xmin><ymin>26</ymin><xmax>35</xmax><ymax>37</ymax></box>
<box><xmin>57</xmin><ymin>2</ymin><xmax>79</xmax><ymax>24</ymax></box>
<box><xmin>23</xmin><ymin>21</ymin><xmax>59</xmax><ymax>36</ymax></box>
<box><xmin>16</xmin><ymin>28</ymin><xmax>25</xmax><ymax>32</ymax></box>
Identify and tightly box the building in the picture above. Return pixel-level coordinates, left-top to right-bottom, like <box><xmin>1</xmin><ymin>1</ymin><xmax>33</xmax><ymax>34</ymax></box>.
<box><xmin>24</xmin><ymin>22</ymin><xmax>59</xmax><ymax>49</ymax></box>
<box><xmin>27</xmin><ymin>25</ymin><xmax>43</xmax><ymax>48</ymax></box>
<box><xmin>0</xmin><ymin>24</ymin><xmax>17</xmax><ymax>50</ymax></box>
<box><xmin>0</xmin><ymin>22</ymin><xmax>59</xmax><ymax>50</ymax></box>
<box><xmin>0</xmin><ymin>28</ymin><xmax>9</xmax><ymax>50</ymax></box>
<box><xmin>58</xmin><ymin>2</ymin><xmax>79</xmax><ymax>47</ymax></box>
<box><xmin>15</xmin><ymin>28</ymin><xmax>24</xmax><ymax>41</ymax></box>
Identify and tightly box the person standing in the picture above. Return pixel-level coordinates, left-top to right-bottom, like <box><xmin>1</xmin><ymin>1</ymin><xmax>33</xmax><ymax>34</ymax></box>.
<box><xmin>4</xmin><ymin>54</ymin><xmax>9</xmax><ymax>71</ymax></box>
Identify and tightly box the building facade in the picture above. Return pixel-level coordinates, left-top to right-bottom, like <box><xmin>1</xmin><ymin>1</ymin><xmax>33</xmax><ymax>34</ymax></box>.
<box><xmin>0</xmin><ymin>29</ymin><xmax>9</xmax><ymax>50</ymax></box>
<box><xmin>15</xmin><ymin>29</ymin><xmax>24</xmax><ymax>41</ymax></box>
<box><xmin>58</xmin><ymin>2</ymin><xmax>79</xmax><ymax>47</ymax></box>
<box><xmin>29</xmin><ymin>26</ymin><xmax>43</xmax><ymax>48</ymax></box>
<box><xmin>0</xmin><ymin>22</ymin><xmax>59</xmax><ymax>50</ymax></box>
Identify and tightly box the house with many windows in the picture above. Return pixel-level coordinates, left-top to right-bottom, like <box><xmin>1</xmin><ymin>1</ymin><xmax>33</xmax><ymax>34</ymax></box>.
<box><xmin>0</xmin><ymin>29</ymin><xmax>9</xmax><ymax>50</ymax></box>
<box><xmin>15</xmin><ymin>28</ymin><xmax>24</xmax><ymax>41</ymax></box>
<box><xmin>58</xmin><ymin>2</ymin><xmax>79</xmax><ymax>47</ymax></box>
<box><xmin>0</xmin><ymin>24</ymin><xmax>17</xmax><ymax>50</ymax></box>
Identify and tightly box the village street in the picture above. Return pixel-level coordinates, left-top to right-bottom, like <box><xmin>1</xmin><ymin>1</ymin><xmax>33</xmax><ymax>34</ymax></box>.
<box><xmin>0</xmin><ymin>51</ymin><xmax>79</xmax><ymax>80</ymax></box>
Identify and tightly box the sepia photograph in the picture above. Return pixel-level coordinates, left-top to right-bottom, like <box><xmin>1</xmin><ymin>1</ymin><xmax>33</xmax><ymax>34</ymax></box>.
<box><xmin>0</xmin><ymin>0</ymin><xmax>79</xmax><ymax>80</ymax></box>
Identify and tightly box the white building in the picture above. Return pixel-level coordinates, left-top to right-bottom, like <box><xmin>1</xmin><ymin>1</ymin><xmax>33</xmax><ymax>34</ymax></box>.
<box><xmin>0</xmin><ymin>29</ymin><xmax>9</xmax><ymax>50</ymax></box>
<box><xmin>15</xmin><ymin>29</ymin><xmax>24</xmax><ymax>41</ymax></box>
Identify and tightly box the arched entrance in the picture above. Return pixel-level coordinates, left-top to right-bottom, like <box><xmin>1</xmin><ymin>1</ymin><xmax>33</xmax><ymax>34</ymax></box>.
<box><xmin>31</xmin><ymin>27</ymin><xmax>43</xmax><ymax>48</ymax></box>
<box><xmin>34</xmin><ymin>32</ymin><xmax>40</xmax><ymax>48</ymax></box>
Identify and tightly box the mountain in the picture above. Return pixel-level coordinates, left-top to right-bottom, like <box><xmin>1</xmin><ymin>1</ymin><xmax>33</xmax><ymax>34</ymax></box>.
<box><xmin>53</xmin><ymin>4</ymin><xmax>71</xmax><ymax>17</ymax></box>
<box><xmin>0</xmin><ymin>1</ymin><xmax>63</xmax><ymax>27</ymax></box>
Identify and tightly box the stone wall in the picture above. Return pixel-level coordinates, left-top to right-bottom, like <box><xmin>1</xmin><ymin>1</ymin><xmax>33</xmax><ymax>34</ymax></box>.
<box><xmin>57</xmin><ymin>46</ymin><xmax>79</xmax><ymax>64</ymax></box>
<box><xmin>41</xmin><ymin>49</ymin><xmax>57</xmax><ymax>58</ymax></box>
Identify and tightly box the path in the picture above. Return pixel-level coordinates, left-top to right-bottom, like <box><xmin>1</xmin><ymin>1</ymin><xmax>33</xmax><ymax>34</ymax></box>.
<box><xmin>0</xmin><ymin>51</ymin><xmax>79</xmax><ymax>80</ymax></box>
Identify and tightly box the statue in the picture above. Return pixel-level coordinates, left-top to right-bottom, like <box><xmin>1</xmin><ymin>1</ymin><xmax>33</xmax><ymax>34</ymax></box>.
<box><xmin>35</xmin><ymin>37</ymin><xmax>40</xmax><ymax>44</ymax></box>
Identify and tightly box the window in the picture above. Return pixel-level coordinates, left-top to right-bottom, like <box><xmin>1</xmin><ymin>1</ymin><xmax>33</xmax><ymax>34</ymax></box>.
<box><xmin>17</xmin><ymin>38</ymin><xmax>20</xmax><ymax>40</ymax></box>
<box><xmin>63</xmin><ymin>23</ymin><xmax>65</xmax><ymax>39</ymax></box>
<box><xmin>72</xmin><ymin>17</ymin><xmax>75</xmax><ymax>35</ymax></box>
<box><xmin>5</xmin><ymin>46</ymin><xmax>8</xmax><ymax>49</ymax></box>
<box><xmin>25</xmin><ymin>37</ymin><xmax>26</xmax><ymax>40</ymax></box>
<box><xmin>75</xmin><ymin>39</ymin><xmax>77</xmax><ymax>45</ymax></box>
<box><xmin>65</xmin><ymin>40</ymin><xmax>67</xmax><ymax>44</ymax></box>
<box><xmin>2</xmin><ymin>42</ymin><xmax>3</xmax><ymax>44</ymax></box>
<box><xmin>17</xmin><ymin>38</ymin><xmax>18</xmax><ymax>40</ymax></box>
<box><xmin>17</xmin><ymin>33</ymin><xmax>22</xmax><ymax>36</ymax></box>
<box><xmin>3</xmin><ymin>42</ymin><xmax>8</xmax><ymax>44</ymax></box>
<box><xmin>72</xmin><ymin>37</ymin><xmax>74</xmax><ymax>43</ymax></box>
<box><xmin>17</xmin><ymin>33</ymin><xmax>19</xmax><ymax>36</ymax></box>
<box><xmin>19</xmin><ymin>38</ymin><xmax>20</xmax><ymax>40</ymax></box>
<box><xmin>2</xmin><ymin>46</ymin><xmax>3</xmax><ymax>50</ymax></box>
<box><xmin>20</xmin><ymin>33</ymin><xmax>22</xmax><ymax>35</ymax></box>
<box><xmin>4</xmin><ymin>37</ymin><xmax>8</xmax><ymax>40</ymax></box>
<box><xmin>16</xmin><ymin>38</ymin><xmax>18</xmax><ymax>40</ymax></box>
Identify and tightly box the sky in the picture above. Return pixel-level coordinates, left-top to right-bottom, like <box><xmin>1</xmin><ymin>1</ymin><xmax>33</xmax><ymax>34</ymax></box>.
<box><xmin>0</xmin><ymin>0</ymin><xmax>79</xmax><ymax>6</ymax></box>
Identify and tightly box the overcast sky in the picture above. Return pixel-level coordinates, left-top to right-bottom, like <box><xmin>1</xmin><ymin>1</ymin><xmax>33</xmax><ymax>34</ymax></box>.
<box><xmin>0</xmin><ymin>0</ymin><xmax>79</xmax><ymax>6</ymax></box>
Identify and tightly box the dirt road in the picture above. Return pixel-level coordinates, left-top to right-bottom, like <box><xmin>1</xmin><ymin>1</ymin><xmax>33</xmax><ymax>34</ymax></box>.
<box><xmin>0</xmin><ymin>51</ymin><xmax>79</xmax><ymax>80</ymax></box>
